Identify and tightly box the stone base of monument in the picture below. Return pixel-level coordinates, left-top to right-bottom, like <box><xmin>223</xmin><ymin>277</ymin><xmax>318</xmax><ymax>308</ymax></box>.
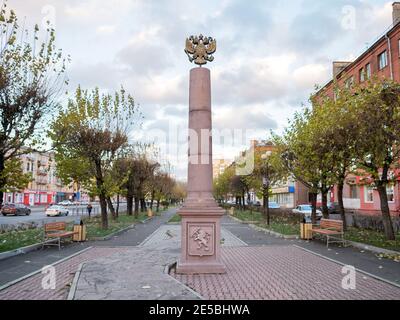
<box><xmin>176</xmin><ymin>206</ymin><xmax>226</xmax><ymax>275</ymax></box>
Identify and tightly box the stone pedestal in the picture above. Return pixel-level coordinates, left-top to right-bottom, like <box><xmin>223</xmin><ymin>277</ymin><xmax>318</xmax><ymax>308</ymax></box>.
<box><xmin>176</xmin><ymin>67</ymin><xmax>226</xmax><ymax>275</ymax></box>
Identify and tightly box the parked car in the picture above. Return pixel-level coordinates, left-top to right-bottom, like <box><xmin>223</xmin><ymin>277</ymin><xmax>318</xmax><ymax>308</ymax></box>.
<box><xmin>292</xmin><ymin>205</ymin><xmax>322</xmax><ymax>218</ymax></box>
<box><xmin>268</xmin><ymin>202</ymin><xmax>281</xmax><ymax>209</ymax></box>
<box><xmin>325</xmin><ymin>202</ymin><xmax>341</xmax><ymax>215</ymax></box>
<box><xmin>46</xmin><ymin>205</ymin><xmax>69</xmax><ymax>217</ymax></box>
<box><xmin>1</xmin><ymin>204</ymin><xmax>31</xmax><ymax>216</ymax></box>
<box><xmin>57</xmin><ymin>200</ymin><xmax>74</xmax><ymax>207</ymax></box>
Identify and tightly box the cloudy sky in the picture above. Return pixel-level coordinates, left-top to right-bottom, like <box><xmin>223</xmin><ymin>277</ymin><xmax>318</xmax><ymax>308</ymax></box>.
<box><xmin>8</xmin><ymin>0</ymin><xmax>394</xmax><ymax>179</ymax></box>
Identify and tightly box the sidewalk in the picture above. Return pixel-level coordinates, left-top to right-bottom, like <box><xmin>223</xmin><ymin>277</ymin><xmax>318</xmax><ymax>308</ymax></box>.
<box><xmin>220</xmin><ymin>215</ymin><xmax>400</xmax><ymax>286</ymax></box>
<box><xmin>0</xmin><ymin>209</ymin><xmax>399</xmax><ymax>300</ymax></box>
<box><xmin>0</xmin><ymin>208</ymin><xmax>177</xmax><ymax>287</ymax></box>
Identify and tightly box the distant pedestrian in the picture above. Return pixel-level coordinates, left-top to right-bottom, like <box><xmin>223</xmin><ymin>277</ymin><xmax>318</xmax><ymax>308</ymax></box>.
<box><xmin>87</xmin><ymin>203</ymin><xmax>93</xmax><ymax>218</ymax></box>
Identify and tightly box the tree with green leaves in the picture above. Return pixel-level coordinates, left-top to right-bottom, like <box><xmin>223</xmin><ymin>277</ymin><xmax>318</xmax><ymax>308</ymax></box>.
<box><xmin>252</xmin><ymin>148</ymin><xmax>287</xmax><ymax>225</ymax></box>
<box><xmin>310</xmin><ymin>85</ymin><xmax>358</xmax><ymax>230</ymax></box>
<box><xmin>49</xmin><ymin>86</ymin><xmax>139</xmax><ymax>229</ymax></box>
<box><xmin>0</xmin><ymin>158</ymin><xmax>32</xmax><ymax>198</ymax></box>
<box><xmin>0</xmin><ymin>1</ymin><xmax>68</xmax><ymax>206</ymax></box>
<box><xmin>273</xmin><ymin>109</ymin><xmax>327</xmax><ymax>224</ymax></box>
<box><xmin>349</xmin><ymin>78</ymin><xmax>400</xmax><ymax>240</ymax></box>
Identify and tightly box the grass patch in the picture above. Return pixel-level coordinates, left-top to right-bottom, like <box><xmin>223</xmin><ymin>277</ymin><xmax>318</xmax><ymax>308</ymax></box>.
<box><xmin>168</xmin><ymin>214</ymin><xmax>182</xmax><ymax>223</ymax></box>
<box><xmin>0</xmin><ymin>211</ymin><xmax>155</xmax><ymax>253</ymax></box>
<box><xmin>84</xmin><ymin>213</ymin><xmax>148</xmax><ymax>239</ymax></box>
<box><xmin>232</xmin><ymin>210</ymin><xmax>264</xmax><ymax>222</ymax></box>
<box><xmin>232</xmin><ymin>209</ymin><xmax>301</xmax><ymax>236</ymax></box>
<box><xmin>0</xmin><ymin>228</ymin><xmax>43</xmax><ymax>253</ymax></box>
<box><xmin>345</xmin><ymin>227</ymin><xmax>400</xmax><ymax>252</ymax></box>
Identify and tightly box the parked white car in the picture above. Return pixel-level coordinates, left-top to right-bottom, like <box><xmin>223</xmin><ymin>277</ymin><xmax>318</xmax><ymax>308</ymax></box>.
<box><xmin>46</xmin><ymin>205</ymin><xmax>70</xmax><ymax>217</ymax></box>
<box><xmin>292</xmin><ymin>205</ymin><xmax>322</xmax><ymax>218</ymax></box>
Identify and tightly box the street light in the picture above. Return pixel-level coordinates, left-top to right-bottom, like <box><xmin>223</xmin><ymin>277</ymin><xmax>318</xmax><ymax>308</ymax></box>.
<box><xmin>261</xmin><ymin>151</ymin><xmax>272</xmax><ymax>225</ymax></box>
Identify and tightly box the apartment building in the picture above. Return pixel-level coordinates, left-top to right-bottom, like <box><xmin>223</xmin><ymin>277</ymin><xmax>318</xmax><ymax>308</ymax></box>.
<box><xmin>3</xmin><ymin>150</ymin><xmax>80</xmax><ymax>206</ymax></box>
<box><xmin>316</xmin><ymin>2</ymin><xmax>400</xmax><ymax>216</ymax></box>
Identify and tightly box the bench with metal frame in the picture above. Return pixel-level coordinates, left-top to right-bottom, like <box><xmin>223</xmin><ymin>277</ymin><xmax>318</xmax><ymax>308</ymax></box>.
<box><xmin>43</xmin><ymin>222</ymin><xmax>78</xmax><ymax>250</ymax></box>
<box><xmin>311</xmin><ymin>219</ymin><xmax>346</xmax><ymax>248</ymax></box>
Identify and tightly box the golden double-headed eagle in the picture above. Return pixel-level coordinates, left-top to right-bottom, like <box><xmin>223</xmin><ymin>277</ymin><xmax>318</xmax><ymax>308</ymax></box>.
<box><xmin>185</xmin><ymin>34</ymin><xmax>216</xmax><ymax>66</ymax></box>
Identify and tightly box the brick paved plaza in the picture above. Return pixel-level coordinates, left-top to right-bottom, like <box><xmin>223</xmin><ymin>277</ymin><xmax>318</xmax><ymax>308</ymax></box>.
<box><xmin>172</xmin><ymin>246</ymin><xmax>400</xmax><ymax>300</ymax></box>
<box><xmin>0</xmin><ymin>212</ymin><xmax>399</xmax><ymax>300</ymax></box>
<box><xmin>0</xmin><ymin>247</ymin><xmax>129</xmax><ymax>300</ymax></box>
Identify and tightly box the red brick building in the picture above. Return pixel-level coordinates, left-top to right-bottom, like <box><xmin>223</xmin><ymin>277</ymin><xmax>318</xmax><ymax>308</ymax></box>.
<box><xmin>316</xmin><ymin>2</ymin><xmax>400</xmax><ymax>216</ymax></box>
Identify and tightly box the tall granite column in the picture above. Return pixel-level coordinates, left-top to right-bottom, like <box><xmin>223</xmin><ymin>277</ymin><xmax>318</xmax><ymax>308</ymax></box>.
<box><xmin>176</xmin><ymin>66</ymin><xmax>226</xmax><ymax>274</ymax></box>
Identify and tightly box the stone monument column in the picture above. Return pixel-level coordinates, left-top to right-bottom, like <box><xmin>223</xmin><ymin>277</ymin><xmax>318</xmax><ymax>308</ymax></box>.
<box><xmin>176</xmin><ymin>35</ymin><xmax>226</xmax><ymax>275</ymax></box>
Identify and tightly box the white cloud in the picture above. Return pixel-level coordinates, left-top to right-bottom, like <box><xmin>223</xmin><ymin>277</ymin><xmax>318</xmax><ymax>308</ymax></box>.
<box><xmin>96</xmin><ymin>25</ymin><xmax>116</xmax><ymax>35</ymax></box>
<box><xmin>292</xmin><ymin>64</ymin><xmax>329</xmax><ymax>90</ymax></box>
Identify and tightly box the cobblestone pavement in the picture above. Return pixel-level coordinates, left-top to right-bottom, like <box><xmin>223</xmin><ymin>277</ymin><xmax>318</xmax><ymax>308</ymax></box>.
<box><xmin>72</xmin><ymin>247</ymin><xmax>199</xmax><ymax>300</ymax></box>
<box><xmin>0</xmin><ymin>247</ymin><xmax>128</xmax><ymax>300</ymax></box>
<box><xmin>172</xmin><ymin>246</ymin><xmax>400</xmax><ymax>300</ymax></box>
<box><xmin>71</xmin><ymin>225</ymin><xmax>247</xmax><ymax>300</ymax></box>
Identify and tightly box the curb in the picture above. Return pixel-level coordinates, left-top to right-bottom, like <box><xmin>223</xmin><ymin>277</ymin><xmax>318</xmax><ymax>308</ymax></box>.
<box><xmin>90</xmin><ymin>217</ymin><xmax>154</xmax><ymax>241</ymax></box>
<box><xmin>0</xmin><ymin>239</ymin><xmax>62</xmax><ymax>262</ymax></box>
<box><xmin>229</xmin><ymin>216</ymin><xmax>299</xmax><ymax>239</ymax></box>
<box><xmin>164</xmin><ymin>262</ymin><xmax>204</xmax><ymax>300</ymax></box>
<box><xmin>293</xmin><ymin>245</ymin><xmax>400</xmax><ymax>289</ymax></box>
<box><xmin>249</xmin><ymin>224</ymin><xmax>299</xmax><ymax>240</ymax></box>
<box><xmin>0</xmin><ymin>246</ymin><xmax>93</xmax><ymax>292</ymax></box>
<box><xmin>229</xmin><ymin>216</ymin><xmax>260</xmax><ymax>225</ymax></box>
<box><xmin>90</xmin><ymin>224</ymin><xmax>136</xmax><ymax>241</ymax></box>
<box><xmin>67</xmin><ymin>262</ymin><xmax>84</xmax><ymax>300</ymax></box>
<box><xmin>344</xmin><ymin>240</ymin><xmax>400</xmax><ymax>256</ymax></box>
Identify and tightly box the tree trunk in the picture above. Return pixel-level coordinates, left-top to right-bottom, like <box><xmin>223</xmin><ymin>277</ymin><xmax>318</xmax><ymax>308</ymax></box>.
<box><xmin>140</xmin><ymin>198</ymin><xmax>146</xmax><ymax>212</ymax></box>
<box><xmin>106</xmin><ymin>197</ymin><xmax>116</xmax><ymax>220</ymax></box>
<box><xmin>150</xmin><ymin>190</ymin><xmax>155</xmax><ymax>210</ymax></box>
<box><xmin>321</xmin><ymin>190</ymin><xmax>329</xmax><ymax>219</ymax></box>
<box><xmin>116</xmin><ymin>194</ymin><xmax>120</xmax><ymax>218</ymax></box>
<box><xmin>310</xmin><ymin>192</ymin><xmax>318</xmax><ymax>225</ymax></box>
<box><xmin>266</xmin><ymin>187</ymin><xmax>270</xmax><ymax>226</ymax></box>
<box><xmin>376</xmin><ymin>184</ymin><xmax>395</xmax><ymax>240</ymax></box>
<box><xmin>156</xmin><ymin>199</ymin><xmax>160</xmax><ymax>212</ymax></box>
<box><xmin>0</xmin><ymin>153</ymin><xmax>5</xmax><ymax>208</ymax></box>
<box><xmin>94</xmin><ymin>161</ymin><xmax>108</xmax><ymax>229</ymax></box>
<box><xmin>134</xmin><ymin>196</ymin><xmax>140</xmax><ymax>218</ymax></box>
<box><xmin>127</xmin><ymin>195</ymin><xmax>134</xmax><ymax>216</ymax></box>
<box><xmin>99</xmin><ymin>195</ymin><xmax>108</xmax><ymax>229</ymax></box>
<box><xmin>337</xmin><ymin>181</ymin><xmax>347</xmax><ymax>231</ymax></box>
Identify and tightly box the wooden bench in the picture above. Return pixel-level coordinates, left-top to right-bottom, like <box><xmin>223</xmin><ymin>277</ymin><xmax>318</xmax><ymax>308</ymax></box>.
<box><xmin>311</xmin><ymin>219</ymin><xmax>345</xmax><ymax>248</ymax></box>
<box><xmin>43</xmin><ymin>222</ymin><xmax>78</xmax><ymax>250</ymax></box>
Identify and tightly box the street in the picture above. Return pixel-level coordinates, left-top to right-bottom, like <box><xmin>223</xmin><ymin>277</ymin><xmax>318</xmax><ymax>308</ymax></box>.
<box><xmin>0</xmin><ymin>203</ymin><xmax>127</xmax><ymax>228</ymax></box>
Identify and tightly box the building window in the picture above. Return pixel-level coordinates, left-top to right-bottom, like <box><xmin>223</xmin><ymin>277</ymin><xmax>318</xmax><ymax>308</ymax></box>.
<box><xmin>26</xmin><ymin>162</ymin><xmax>30</xmax><ymax>172</ymax></box>
<box><xmin>345</xmin><ymin>76</ymin><xmax>354</xmax><ymax>89</ymax></box>
<box><xmin>366</xmin><ymin>63</ymin><xmax>371</xmax><ymax>79</ymax></box>
<box><xmin>387</xmin><ymin>185</ymin><xmax>395</xmax><ymax>202</ymax></box>
<box><xmin>364</xmin><ymin>186</ymin><xmax>374</xmax><ymax>203</ymax></box>
<box><xmin>398</xmin><ymin>39</ymin><xmax>400</xmax><ymax>57</ymax></box>
<box><xmin>359</xmin><ymin>68</ymin><xmax>365</xmax><ymax>82</ymax></box>
<box><xmin>350</xmin><ymin>185</ymin><xmax>359</xmax><ymax>199</ymax></box>
<box><xmin>378</xmin><ymin>51</ymin><xmax>388</xmax><ymax>70</ymax></box>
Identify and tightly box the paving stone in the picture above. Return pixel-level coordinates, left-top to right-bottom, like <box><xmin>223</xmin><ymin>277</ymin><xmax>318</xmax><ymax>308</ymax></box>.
<box><xmin>172</xmin><ymin>246</ymin><xmax>400</xmax><ymax>300</ymax></box>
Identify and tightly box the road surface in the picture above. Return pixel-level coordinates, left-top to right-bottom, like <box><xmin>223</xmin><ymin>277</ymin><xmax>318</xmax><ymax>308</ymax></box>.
<box><xmin>0</xmin><ymin>203</ymin><xmax>127</xmax><ymax>228</ymax></box>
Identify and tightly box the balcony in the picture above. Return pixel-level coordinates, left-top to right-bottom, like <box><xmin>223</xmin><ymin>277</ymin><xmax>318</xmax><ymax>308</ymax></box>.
<box><xmin>37</xmin><ymin>168</ymin><xmax>48</xmax><ymax>176</ymax></box>
<box><xmin>35</xmin><ymin>178</ymin><xmax>48</xmax><ymax>185</ymax></box>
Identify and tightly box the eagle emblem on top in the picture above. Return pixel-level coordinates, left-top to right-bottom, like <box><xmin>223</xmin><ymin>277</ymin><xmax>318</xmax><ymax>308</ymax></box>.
<box><xmin>185</xmin><ymin>34</ymin><xmax>216</xmax><ymax>66</ymax></box>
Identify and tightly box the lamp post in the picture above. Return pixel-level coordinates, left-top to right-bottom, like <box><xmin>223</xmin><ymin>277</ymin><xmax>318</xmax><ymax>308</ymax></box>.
<box><xmin>261</xmin><ymin>151</ymin><xmax>272</xmax><ymax>226</ymax></box>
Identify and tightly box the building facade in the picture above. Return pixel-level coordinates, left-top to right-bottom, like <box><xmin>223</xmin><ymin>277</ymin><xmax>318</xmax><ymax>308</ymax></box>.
<box><xmin>270</xmin><ymin>179</ymin><xmax>310</xmax><ymax>209</ymax></box>
<box><xmin>212</xmin><ymin>159</ymin><xmax>232</xmax><ymax>179</ymax></box>
<box><xmin>2</xmin><ymin>150</ymin><xmax>83</xmax><ymax>206</ymax></box>
<box><xmin>316</xmin><ymin>2</ymin><xmax>400</xmax><ymax>216</ymax></box>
